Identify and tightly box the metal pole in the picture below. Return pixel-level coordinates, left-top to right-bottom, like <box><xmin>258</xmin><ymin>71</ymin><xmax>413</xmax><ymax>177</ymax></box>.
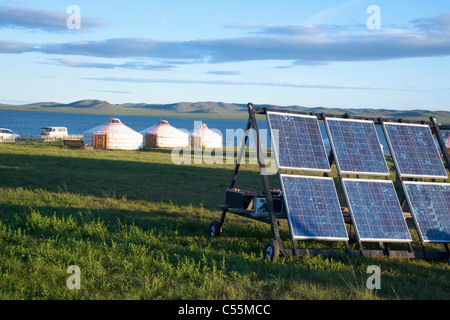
<box><xmin>247</xmin><ymin>103</ymin><xmax>282</xmax><ymax>248</ymax></box>
<box><xmin>228</xmin><ymin>117</ymin><xmax>252</xmax><ymax>189</ymax></box>
<box><xmin>219</xmin><ymin>118</ymin><xmax>252</xmax><ymax>227</ymax></box>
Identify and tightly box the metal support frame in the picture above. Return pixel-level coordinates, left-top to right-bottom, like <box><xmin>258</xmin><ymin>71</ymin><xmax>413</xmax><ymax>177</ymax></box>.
<box><xmin>211</xmin><ymin>103</ymin><xmax>449</xmax><ymax>262</ymax></box>
<box><xmin>247</xmin><ymin>104</ymin><xmax>283</xmax><ymax>251</ymax></box>
<box><xmin>430</xmin><ymin>117</ymin><xmax>450</xmax><ymax>172</ymax></box>
<box><xmin>379</xmin><ymin>118</ymin><xmax>450</xmax><ymax>260</ymax></box>
<box><xmin>217</xmin><ymin>118</ymin><xmax>253</xmax><ymax>229</ymax></box>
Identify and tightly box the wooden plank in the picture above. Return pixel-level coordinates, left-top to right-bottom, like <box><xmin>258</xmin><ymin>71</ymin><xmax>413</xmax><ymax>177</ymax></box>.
<box><xmin>93</xmin><ymin>134</ymin><xmax>107</xmax><ymax>150</ymax></box>
<box><xmin>63</xmin><ymin>139</ymin><xmax>85</xmax><ymax>149</ymax></box>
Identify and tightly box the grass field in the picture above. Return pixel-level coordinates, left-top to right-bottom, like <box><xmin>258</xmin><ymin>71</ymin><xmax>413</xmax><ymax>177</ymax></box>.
<box><xmin>0</xmin><ymin>142</ymin><xmax>449</xmax><ymax>300</ymax></box>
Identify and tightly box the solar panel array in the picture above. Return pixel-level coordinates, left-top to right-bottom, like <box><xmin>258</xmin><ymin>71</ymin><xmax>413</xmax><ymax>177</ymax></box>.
<box><xmin>265</xmin><ymin>111</ymin><xmax>448</xmax><ymax>249</ymax></box>
<box><xmin>342</xmin><ymin>179</ymin><xmax>411</xmax><ymax>242</ymax></box>
<box><xmin>383</xmin><ymin>123</ymin><xmax>447</xmax><ymax>179</ymax></box>
<box><xmin>279</xmin><ymin>174</ymin><xmax>348</xmax><ymax>241</ymax></box>
<box><xmin>325</xmin><ymin>118</ymin><xmax>389</xmax><ymax>175</ymax></box>
<box><xmin>267</xmin><ymin>112</ymin><xmax>330</xmax><ymax>172</ymax></box>
<box><xmin>402</xmin><ymin>182</ymin><xmax>450</xmax><ymax>243</ymax></box>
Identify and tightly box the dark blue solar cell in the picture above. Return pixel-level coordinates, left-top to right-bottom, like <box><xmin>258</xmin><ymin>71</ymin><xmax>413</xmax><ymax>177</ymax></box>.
<box><xmin>403</xmin><ymin>182</ymin><xmax>450</xmax><ymax>243</ymax></box>
<box><xmin>280</xmin><ymin>174</ymin><xmax>348</xmax><ymax>240</ymax></box>
<box><xmin>383</xmin><ymin>123</ymin><xmax>447</xmax><ymax>179</ymax></box>
<box><xmin>326</xmin><ymin>118</ymin><xmax>389</xmax><ymax>175</ymax></box>
<box><xmin>267</xmin><ymin>112</ymin><xmax>330</xmax><ymax>172</ymax></box>
<box><xmin>342</xmin><ymin>179</ymin><xmax>411</xmax><ymax>242</ymax></box>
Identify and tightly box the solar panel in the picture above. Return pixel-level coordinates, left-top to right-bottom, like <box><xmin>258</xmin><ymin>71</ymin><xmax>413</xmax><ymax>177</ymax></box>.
<box><xmin>325</xmin><ymin>118</ymin><xmax>389</xmax><ymax>175</ymax></box>
<box><xmin>402</xmin><ymin>181</ymin><xmax>450</xmax><ymax>243</ymax></box>
<box><xmin>382</xmin><ymin>122</ymin><xmax>447</xmax><ymax>179</ymax></box>
<box><xmin>342</xmin><ymin>179</ymin><xmax>411</xmax><ymax>242</ymax></box>
<box><xmin>267</xmin><ymin>112</ymin><xmax>330</xmax><ymax>172</ymax></box>
<box><xmin>279</xmin><ymin>174</ymin><xmax>348</xmax><ymax>241</ymax></box>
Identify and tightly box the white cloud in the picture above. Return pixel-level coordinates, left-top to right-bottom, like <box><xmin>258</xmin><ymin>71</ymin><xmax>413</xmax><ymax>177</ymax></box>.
<box><xmin>2</xmin><ymin>8</ymin><xmax>449</xmax><ymax>68</ymax></box>
<box><xmin>82</xmin><ymin>76</ymin><xmax>430</xmax><ymax>92</ymax></box>
<box><xmin>47</xmin><ymin>58</ymin><xmax>173</xmax><ymax>71</ymax></box>
<box><xmin>0</xmin><ymin>38</ymin><xmax>32</xmax><ymax>53</ymax></box>
<box><xmin>411</xmin><ymin>13</ymin><xmax>450</xmax><ymax>32</ymax></box>
<box><xmin>205</xmin><ymin>71</ymin><xmax>241</xmax><ymax>75</ymax></box>
<box><xmin>32</xmin><ymin>12</ymin><xmax>450</xmax><ymax>64</ymax></box>
<box><xmin>0</xmin><ymin>5</ymin><xmax>103</xmax><ymax>31</ymax></box>
<box><xmin>225</xmin><ymin>22</ymin><xmax>328</xmax><ymax>36</ymax></box>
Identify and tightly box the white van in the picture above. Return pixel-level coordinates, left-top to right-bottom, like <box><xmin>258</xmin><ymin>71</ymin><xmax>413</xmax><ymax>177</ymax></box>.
<box><xmin>40</xmin><ymin>127</ymin><xmax>68</xmax><ymax>141</ymax></box>
<box><xmin>0</xmin><ymin>128</ymin><xmax>20</xmax><ymax>142</ymax></box>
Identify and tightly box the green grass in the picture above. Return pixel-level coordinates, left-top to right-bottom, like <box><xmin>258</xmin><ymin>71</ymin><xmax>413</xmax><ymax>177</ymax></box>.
<box><xmin>0</xmin><ymin>142</ymin><xmax>449</xmax><ymax>300</ymax></box>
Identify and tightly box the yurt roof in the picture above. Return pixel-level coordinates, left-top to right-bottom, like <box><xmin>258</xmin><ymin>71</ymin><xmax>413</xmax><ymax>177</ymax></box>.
<box><xmin>191</xmin><ymin>123</ymin><xmax>221</xmax><ymax>137</ymax></box>
<box><xmin>87</xmin><ymin>118</ymin><xmax>141</xmax><ymax>136</ymax></box>
<box><xmin>145</xmin><ymin>120</ymin><xmax>188</xmax><ymax>137</ymax></box>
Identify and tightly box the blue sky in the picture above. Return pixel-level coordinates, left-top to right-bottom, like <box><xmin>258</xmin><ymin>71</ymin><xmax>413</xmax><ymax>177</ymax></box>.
<box><xmin>0</xmin><ymin>0</ymin><xmax>449</xmax><ymax>111</ymax></box>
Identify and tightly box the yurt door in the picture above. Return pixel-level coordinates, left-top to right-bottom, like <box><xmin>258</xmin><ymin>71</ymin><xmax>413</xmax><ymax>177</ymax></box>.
<box><xmin>145</xmin><ymin>133</ymin><xmax>158</xmax><ymax>147</ymax></box>
<box><xmin>191</xmin><ymin>135</ymin><xmax>203</xmax><ymax>148</ymax></box>
<box><xmin>93</xmin><ymin>133</ymin><xmax>107</xmax><ymax>150</ymax></box>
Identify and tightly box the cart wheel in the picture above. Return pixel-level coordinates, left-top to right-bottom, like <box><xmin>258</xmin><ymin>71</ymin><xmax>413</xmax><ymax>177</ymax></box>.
<box><xmin>263</xmin><ymin>240</ymin><xmax>280</xmax><ymax>260</ymax></box>
<box><xmin>209</xmin><ymin>221</ymin><xmax>222</xmax><ymax>237</ymax></box>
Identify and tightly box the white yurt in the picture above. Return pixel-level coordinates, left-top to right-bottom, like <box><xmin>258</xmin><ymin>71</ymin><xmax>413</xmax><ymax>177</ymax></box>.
<box><xmin>141</xmin><ymin>120</ymin><xmax>189</xmax><ymax>148</ymax></box>
<box><xmin>190</xmin><ymin>123</ymin><xmax>223</xmax><ymax>148</ymax></box>
<box><xmin>83</xmin><ymin>118</ymin><xmax>143</xmax><ymax>150</ymax></box>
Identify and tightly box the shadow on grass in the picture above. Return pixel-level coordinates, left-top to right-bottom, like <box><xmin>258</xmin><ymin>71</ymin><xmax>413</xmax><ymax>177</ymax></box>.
<box><xmin>0</xmin><ymin>202</ymin><xmax>276</xmax><ymax>264</ymax></box>
<box><xmin>0</xmin><ymin>151</ymin><xmax>277</xmax><ymax>208</ymax></box>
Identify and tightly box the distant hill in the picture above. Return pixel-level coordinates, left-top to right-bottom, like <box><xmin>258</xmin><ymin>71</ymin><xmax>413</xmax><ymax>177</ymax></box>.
<box><xmin>1</xmin><ymin>100</ymin><xmax>449</xmax><ymax>124</ymax></box>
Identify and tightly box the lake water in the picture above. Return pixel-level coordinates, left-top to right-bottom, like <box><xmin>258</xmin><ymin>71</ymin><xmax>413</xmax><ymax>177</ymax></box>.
<box><xmin>1</xmin><ymin>110</ymin><xmax>447</xmax><ymax>153</ymax></box>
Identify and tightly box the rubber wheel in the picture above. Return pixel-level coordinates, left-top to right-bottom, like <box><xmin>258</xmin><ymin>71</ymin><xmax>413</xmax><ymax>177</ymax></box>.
<box><xmin>209</xmin><ymin>221</ymin><xmax>222</xmax><ymax>237</ymax></box>
<box><xmin>263</xmin><ymin>240</ymin><xmax>280</xmax><ymax>260</ymax></box>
